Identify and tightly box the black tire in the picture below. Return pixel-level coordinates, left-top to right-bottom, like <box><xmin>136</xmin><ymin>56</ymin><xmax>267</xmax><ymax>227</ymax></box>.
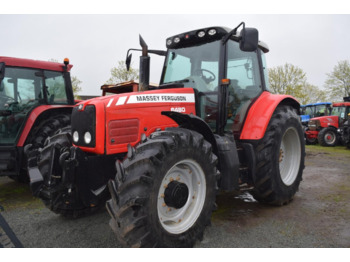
<box><xmin>36</xmin><ymin>127</ymin><xmax>107</xmax><ymax>217</ymax></box>
<box><xmin>252</xmin><ymin>106</ymin><xmax>305</xmax><ymax>206</ymax></box>
<box><xmin>10</xmin><ymin>114</ymin><xmax>70</xmax><ymax>183</ymax></box>
<box><xmin>318</xmin><ymin>127</ymin><xmax>338</xmax><ymax>147</ymax></box>
<box><xmin>305</xmin><ymin>135</ymin><xmax>317</xmax><ymax>145</ymax></box>
<box><xmin>107</xmin><ymin>128</ymin><xmax>219</xmax><ymax>247</ymax></box>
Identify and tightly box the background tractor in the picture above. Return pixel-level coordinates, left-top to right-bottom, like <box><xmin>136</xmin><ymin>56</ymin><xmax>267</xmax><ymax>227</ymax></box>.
<box><xmin>306</xmin><ymin>99</ymin><xmax>350</xmax><ymax>147</ymax></box>
<box><xmin>29</xmin><ymin>23</ymin><xmax>305</xmax><ymax>247</ymax></box>
<box><xmin>301</xmin><ymin>102</ymin><xmax>332</xmax><ymax>144</ymax></box>
<box><xmin>0</xmin><ymin>57</ymin><xmax>76</xmax><ymax>182</ymax></box>
<box><xmin>301</xmin><ymin>102</ymin><xmax>332</xmax><ymax>126</ymax></box>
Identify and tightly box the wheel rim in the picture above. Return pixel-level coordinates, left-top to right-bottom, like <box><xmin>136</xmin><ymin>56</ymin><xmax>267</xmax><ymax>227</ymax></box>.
<box><xmin>324</xmin><ymin>131</ymin><xmax>336</xmax><ymax>144</ymax></box>
<box><xmin>157</xmin><ymin>159</ymin><xmax>206</xmax><ymax>234</ymax></box>
<box><xmin>279</xmin><ymin>127</ymin><xmax>301</xmax><ymax>186</ymax></box>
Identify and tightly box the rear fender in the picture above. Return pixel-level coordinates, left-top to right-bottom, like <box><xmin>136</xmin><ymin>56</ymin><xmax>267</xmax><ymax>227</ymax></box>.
<box><xmin>17</xmin><ymin>106</ymin><xmax>74</xmax><ymax>147</ymax></box>
<box><xmin>240</xmin><ymin>92</ymin><xmax>300</xmax><ymax>140</ymax></box>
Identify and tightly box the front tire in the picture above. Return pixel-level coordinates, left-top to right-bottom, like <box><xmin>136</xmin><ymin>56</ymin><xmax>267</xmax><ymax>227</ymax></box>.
<box><xmin>252</xmin><ymin>106</ymin><xmax>305</xmax><ymax>205</ymax></box>
<box><xmin>318</xmin><ymin>127</ymin><xmax>338</xmax><ymax>147</ymax></box>
<box><xmin>35</xmin><ymin>127</ymin><xmax>108</xmax><ymax>217</ymax></box>
<box><xmin>11</xmin><ymin>114</ymin><xmax>70</xmax><ymax>183</ymax></box>
<box><xmin>107</xmin><ymin>128</ymin><xmax>219</xmax><ymax>247</ymax></box>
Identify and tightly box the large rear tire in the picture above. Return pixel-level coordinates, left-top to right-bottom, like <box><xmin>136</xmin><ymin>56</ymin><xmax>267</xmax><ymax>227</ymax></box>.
<box><xmin>318</xmin><ymin>127</ymin><xmax>338</xmax><ymax>147</ymax></box>
<box><xmin>252</xmin><ymin>106</ymin><xmax>305</xmax><ymax>205</ymax></box>
<box><xmin>107</xmin><ymin>128</ymin><xmax>219</xmax><ymax>247</ymax></box>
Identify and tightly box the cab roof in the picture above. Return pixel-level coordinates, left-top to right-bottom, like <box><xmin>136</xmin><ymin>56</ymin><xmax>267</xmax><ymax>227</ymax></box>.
<box><xmin>333</xmin><ymin>102</ymin><xmax>350</xmax><ymax>107</ymax></box>
<box><xmin>0</xmin><ymin>56</ymin><xmax>73</xmax><ymax>72</ymax></box>
<box><xmin>166</xmin><ymin>26</ymin><xmax>269</xmax><ymax>53</ymax></box>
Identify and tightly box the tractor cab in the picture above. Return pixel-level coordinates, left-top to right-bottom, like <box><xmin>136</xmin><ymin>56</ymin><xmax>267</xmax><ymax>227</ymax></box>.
<box><xmin>301</xmin><ymin>102</ymin><xmax>332</xmax><ymax>126</ymax></box>
<box><xmin>314</xmin><ymin>102</ymin><xmax>332</xmax><ymax>117</ymax></box>
<box><xmin>0</xmin><ymin>57</ymin><xmax>74</xmax><ymax>146</ymax></box>
<box><xmin>158</xmin><ymin>26</ymin><xmax>269</xmax><ymax>137</ymax></box>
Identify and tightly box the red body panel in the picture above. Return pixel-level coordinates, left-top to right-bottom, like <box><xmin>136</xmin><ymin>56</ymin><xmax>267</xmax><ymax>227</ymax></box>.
<box><xmin>240</xmin><ymin>91</ymin><xmax>299</xmax><ymax>140</ymax></box>
<box><xmin>17</xmin><ymin>105</ymin><xmax>75</xmax><ymax>146</ymax></box>
<box><xmin>305</xmin><ymin>130</ymin><xmax>318</xmax><ymax>139</ymax></box>
<box><xmin>0</xmin><ymin>56</ymin><xmax>73</xmax><ymax>72</ymax></box>
<box><xmin>312</xmin><ymin>116</ymin><xmax>339</xmax><ymax>129</ymax></box>
<box><xmin>333</xmin><ymin>102</ymin><xmax>350</xmax><ymax>107</ymax></box>
<box><xmin>76</xmin><ymin>88</ymin><xmax>196</xmax><ymax>155</ymax></box>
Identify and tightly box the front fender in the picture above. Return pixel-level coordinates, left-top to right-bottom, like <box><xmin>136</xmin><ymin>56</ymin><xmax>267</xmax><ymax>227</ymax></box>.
<box><xmin>161</xmin><ymin>111</ymin><xmax>218</xmax><ymax>154</ymax></box>
<box><xmin>240</xmin><ymin>91</ymin><xmax>300</xmax><ymax>140</ymax></box>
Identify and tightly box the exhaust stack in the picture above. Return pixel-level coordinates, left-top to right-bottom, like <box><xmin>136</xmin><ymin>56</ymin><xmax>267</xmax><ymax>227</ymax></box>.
<box><xmin>139</xmin><ymin>35</ymin><xmax>150</xmax><ymax>91</ymax></box>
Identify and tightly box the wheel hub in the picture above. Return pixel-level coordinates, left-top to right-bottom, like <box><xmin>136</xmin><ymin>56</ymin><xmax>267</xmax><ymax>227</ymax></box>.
<box><xmin>164</xmin><ymin>181</ymin><xmax>189</xmax><ymax>209</ymax></box>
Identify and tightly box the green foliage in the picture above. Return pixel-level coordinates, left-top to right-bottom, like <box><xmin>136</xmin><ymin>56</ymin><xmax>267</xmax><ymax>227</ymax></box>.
<box><xmin>298</xmin><ymin>83</ymin><xmax>327</xmax><ymax>104</ymax></box>
<box><xmin>268</xmin><ymin>63</ymin><xmax>306</xmax><ymax>98</ymax></box>
<box><xmin>325</xmin><ymin>60</ymin><xmax>350</xmax><ymax>101</ymax></box>
<box><xmin>105</xmin><ymin>61</ymin><xmax>139</xmax><ymax>84</ymax></box>
<box><xmin>268</xmin><ymin>63</ymin><xmax>327</xmax><ymax>104</ymax></box>
<box><xmin>71</xmin><ymin>75</ymin><xmax>82</xmax><ymax>99</ymax></box>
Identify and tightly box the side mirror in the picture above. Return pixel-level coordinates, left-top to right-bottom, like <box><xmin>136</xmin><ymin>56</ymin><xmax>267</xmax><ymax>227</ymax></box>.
<box><xmin>126</xmin><ymin>53</ymin><xmax>132</xmax><ymax>71</ymax></box>
<box><xmin>239</xmin><ymin>28</ymin><xmax>259</xmax><ymax>52</ymax></box>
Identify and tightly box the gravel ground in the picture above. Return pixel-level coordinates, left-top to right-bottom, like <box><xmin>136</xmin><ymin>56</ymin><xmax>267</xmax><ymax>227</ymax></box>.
<box><xmin>1</xmin><ymin>145</ymin><xmax>349</xmax><ymax>248</ymax></box>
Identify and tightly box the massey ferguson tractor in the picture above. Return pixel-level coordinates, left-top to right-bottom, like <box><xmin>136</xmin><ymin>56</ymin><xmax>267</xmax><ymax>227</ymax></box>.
<box><xmin>28</xmin><ymin>23</ymin><xmax>305</xmax><ymax>247</ymax></box>
<box><xmin>0</xmin><ymin>57</ymin><xmax>75</xmax><ymax>182</ymax></box>
<box><xmin>306</xmin><ymin>99</ymin><xmax>350</xmax><ymax>147</ymax></box>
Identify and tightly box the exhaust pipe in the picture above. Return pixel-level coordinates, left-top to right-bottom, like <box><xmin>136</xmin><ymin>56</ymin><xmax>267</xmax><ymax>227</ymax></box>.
<box><xmin>139</xmin><ymin>35</ymin><xmax>150</xmax><ymax>91</ymax></box>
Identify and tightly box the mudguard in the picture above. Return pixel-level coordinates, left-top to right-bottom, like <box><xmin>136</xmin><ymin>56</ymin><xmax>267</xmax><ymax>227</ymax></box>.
<box><xmin>240</xmin><ymin>91</ymin><xmax>300</xmax><ymax>140</ymax></box>
<box><xmin>17</xmin><ymin>105</ymin><xmax>74</xmax><ymax>147</ymax></box>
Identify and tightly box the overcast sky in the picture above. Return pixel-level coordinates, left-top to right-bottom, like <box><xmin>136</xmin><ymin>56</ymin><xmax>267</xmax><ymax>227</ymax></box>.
<box><xmin>1</xmin><ymin>10</ymin><xmax>350</xmax><ymax>96</ymax></box>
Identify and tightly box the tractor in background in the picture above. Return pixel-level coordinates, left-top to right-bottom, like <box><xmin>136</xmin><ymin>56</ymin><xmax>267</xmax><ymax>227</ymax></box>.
<box><xmin>301</xmin><ymin>102</ymin><xmax>332</xmax><ymax>126</ymax></box>
<box><xmin>301</xmin><ymin>102</ymin><xmax>332</xmax><ymax>144</ymax></box>
<box><xmin>306</xmin><ymin>98</ymin><xmax>350</xmax><ymax>147</ymax></box>
<box><xmin>0</xmin><ymin>57</ymin><xmax>76</xmax><ymax>182</ymax></box>
<box><xmin>28</xmin><ymin>23</ymin><xmax>305</xmax><ymax>247</ymax></box>
<box><xmin>337</xmin><ymin>97</ymin><xmax>350</xmax><ymax>149</ymax></box>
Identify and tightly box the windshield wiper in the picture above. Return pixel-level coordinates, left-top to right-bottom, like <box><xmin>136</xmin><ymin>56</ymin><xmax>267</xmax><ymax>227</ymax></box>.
<box><xmin>158</xmin><ymin>79</ymin><xmax>190</xmax><ymax>89</ymax></box>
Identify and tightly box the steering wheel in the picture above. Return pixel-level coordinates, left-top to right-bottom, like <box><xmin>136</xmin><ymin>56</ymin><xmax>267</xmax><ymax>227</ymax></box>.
<box><xmin>195</xmin><ymin>69</ymin><xmax>216</xmax><ymax>84</ymax></box>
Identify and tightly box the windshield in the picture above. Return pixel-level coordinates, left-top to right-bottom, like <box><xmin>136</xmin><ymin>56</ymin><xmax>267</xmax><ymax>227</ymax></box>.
<box><xmin>301</xmin><ymin>106</ymin><xmax>314</xmax><ymax>116</ymax></box>
<box><xmin>0</xmin><ymin>67</ymin><xmax>69</xmax><ymax>145</ymax></box>
<box><xmin>162</xmin><ymin>41</ymin><xmax>220</xmax><ymax>92</ymax></box>
<box><xmin>315</xmin><ymin>104</ymin><xmax>331</xmax><ymax>117</ymax></box>
<box><xmin>331</xmin><ymin>106</ymin><xmax>346</xmax><ymax>117</ymax></box>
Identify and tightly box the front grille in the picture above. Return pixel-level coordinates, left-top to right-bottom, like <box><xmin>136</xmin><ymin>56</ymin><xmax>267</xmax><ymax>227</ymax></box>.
<box><xmin>71</xmin><ymin>105</ymin><xmax>96</xmax><ymax>147</ymax></box>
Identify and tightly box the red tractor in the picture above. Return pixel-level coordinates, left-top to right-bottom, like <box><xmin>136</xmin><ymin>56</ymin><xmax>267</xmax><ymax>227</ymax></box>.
<box><xmin>306</xmin><ymin>99</ymin><xmax>350</xmax><ymax>147</ymax></box>
<box><xmin>29</xmin><ymin>23</ymin><xmax>305</xmax><ymax>247</ymax></box>
<box><xmin>0</xmin><ymin>57</ymin><xmax>76</xmax><ymax>182</ymax></box>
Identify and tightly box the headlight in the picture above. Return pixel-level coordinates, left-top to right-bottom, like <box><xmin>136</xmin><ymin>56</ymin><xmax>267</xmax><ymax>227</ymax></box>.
<box><xmin>84</xmin><ymin>132</ymin><xmax>92</xmax><ymax>144</ymax></box>
<box><xmin>197</xmin><ymin>31</ymin><xmax>205</xmax><ymax>37</ymax></box>
<box><xmin>73</xmin><ymin>131</ymin><xmax>79</xmax><ymax>143</ymax></box>
<box><xmin>208</xmin><ymin>29</ymin><xmax>217</xmax><ymax>35</ymax></box>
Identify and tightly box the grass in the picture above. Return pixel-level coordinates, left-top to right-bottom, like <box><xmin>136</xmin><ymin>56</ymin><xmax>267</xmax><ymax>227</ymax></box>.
<box><xmin>0</xmin><ymin>177</ymin><xmax>43</xmax><ymax>211</ymax></box>
<box><xmin>306</xmin><ymin>144</ymin><xmax>350</xmax><ymax>157</ymax></box>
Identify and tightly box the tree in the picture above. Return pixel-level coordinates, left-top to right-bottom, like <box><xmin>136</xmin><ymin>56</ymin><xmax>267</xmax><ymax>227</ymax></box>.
<box><xmin>268</xmin><ymin>63</ymin><xmax>328</xmax><ymax>104</ymax></box>
<box><xmin>268</xmin><ymin>63</ymin><xmax>306</xmax><ymax>98</ymax></box>
<box><xmin>325</xmin><ymin>60</ymin><xmax>350</xmax><ymax>101</ymax></box>
<box><xmin>105</xmin><ymin>61</ymin><xmax>139</xmax><ymax>84</ymax></box>
<box><xmin>71</xmin><ymin>76</ymin><xmax>82</xmax><ymax>99</ymax></box>
<box><xmin>298</xmin><ymin>83</ymin><xmax>327</xmax><ymax>105</ymax></box>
